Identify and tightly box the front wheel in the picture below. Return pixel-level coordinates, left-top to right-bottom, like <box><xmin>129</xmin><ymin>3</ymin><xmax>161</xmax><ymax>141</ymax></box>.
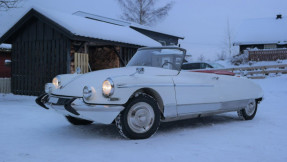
<box><xmin>237</xmin><ymin>100</ymin><xmax>257</xmax><ymax>120</ymax></box>
<box><xmin>115</xmin><ymin>94</ymin><xmax>161</xmax><ymax>139</ymax></box>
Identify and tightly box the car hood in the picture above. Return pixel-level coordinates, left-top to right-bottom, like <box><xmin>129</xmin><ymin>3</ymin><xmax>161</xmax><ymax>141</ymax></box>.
<box><xmin>52</xmin><ymin>66</ymin><xmax>178</xmax><ymax>97</ymax></box>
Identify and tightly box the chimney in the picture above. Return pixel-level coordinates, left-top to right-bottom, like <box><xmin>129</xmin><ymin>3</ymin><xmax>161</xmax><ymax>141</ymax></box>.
<box><xmin>276</xmin><ymin>14</ymin><xmax>282</xmax><ymax>19</ymax></box>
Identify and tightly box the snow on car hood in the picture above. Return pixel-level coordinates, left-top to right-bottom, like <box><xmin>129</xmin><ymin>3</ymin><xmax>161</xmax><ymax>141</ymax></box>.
<box><xmin>52</xmin><ymin>66</ymin><xmax>178</xmax><ymax>97</ymax></box>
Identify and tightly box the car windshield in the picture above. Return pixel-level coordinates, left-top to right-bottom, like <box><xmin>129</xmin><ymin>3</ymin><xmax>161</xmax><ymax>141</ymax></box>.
<box><xmin>127</xmin><ymin>47</ymin><xmax>186</xmax><ymax>71</ymax></box>
<box><xmin>209</xmin><ymin>63</ymin><xmax>225</xmax><ymax>69</ymax></box>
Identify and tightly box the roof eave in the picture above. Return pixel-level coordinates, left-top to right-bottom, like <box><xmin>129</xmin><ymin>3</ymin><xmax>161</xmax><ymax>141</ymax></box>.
<box><xmin>71</xmin><ymin>35</ymin><xmax>144</xmax><ymax>48</ymax></box>
<box><xmin>130</xmin><ymin>26</ymin><xmax>184</xmax><ymax>40</ymax></box>
<box><xmin>233</xmin><ymin>40</ymin><xmax>287</xmax><ymax>46</ymax></box>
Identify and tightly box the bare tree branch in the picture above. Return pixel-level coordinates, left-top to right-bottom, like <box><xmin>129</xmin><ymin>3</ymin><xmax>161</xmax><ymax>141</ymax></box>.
<box><xmin>117</xmin><ymin>0</ymin><xmax>174</xmax><ymax>26</ymax></box>
<box><xmin>0</xmin><ymin>0</ymin><xmax>21</xmax><ymax>11</ymax></box>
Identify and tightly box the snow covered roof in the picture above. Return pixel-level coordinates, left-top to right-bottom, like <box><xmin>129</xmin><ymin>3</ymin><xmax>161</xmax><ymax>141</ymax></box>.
<box><xmin>234</xmin><ymin>16</ymin><xmax>287</xmax><ymax>45</ymax></box>
<box><xmin>0</xmin><ymin>8</ymin><xmax>161</xmax><ymax>47</ymax></box>
<box><xmin>73</xmin><ymin>11</ymin><xmax>131</xmax><ymax>26</ymax></box>
<box><xmin>73</xmin><ymin>11</ymin><xmax>184</xmax><ymax>39</ymax></box>
<box><xmin>0</xmin><ymin>43</ymin><xmax>11</xmax><ymax>50</ymax></box>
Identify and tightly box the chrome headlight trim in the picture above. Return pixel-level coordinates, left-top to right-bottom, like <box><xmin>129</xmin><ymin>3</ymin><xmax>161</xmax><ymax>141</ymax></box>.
<box><xmin>52</xmin><ymin>76</ymin><xmax>61</xmax><ymax>89</ymax></box>
<box><xmin>102</xmin><ymin>78</ymin><xmax>114</xmax><ymax>97</ymax></box>
<box><xmin>83</xmin><ymin>86</ymin><xmax>93</xmax><ymax>100</ymax></box>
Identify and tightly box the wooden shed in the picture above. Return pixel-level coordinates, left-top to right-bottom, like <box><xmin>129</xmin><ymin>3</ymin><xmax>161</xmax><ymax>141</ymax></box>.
<box><xmin>0</xmin><ymin>8</ymin><xmax>182</xmax><ymax>96</ymax></box>
<box><xmin>233</xmin><ymin>14</ymin><xmax>287</xmax><ymax>61</ymax></box>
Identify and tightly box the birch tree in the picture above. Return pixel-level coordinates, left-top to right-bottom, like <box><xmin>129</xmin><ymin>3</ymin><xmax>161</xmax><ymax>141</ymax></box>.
<box><xmin>117</xmin><ymin>0</ymin><xmax>173</xmax><ymax>26</ymax></box>
<box><xmin>221</xmin><ymin>19</ymin><xmax>237</xmax><ymax>58</ymax></box>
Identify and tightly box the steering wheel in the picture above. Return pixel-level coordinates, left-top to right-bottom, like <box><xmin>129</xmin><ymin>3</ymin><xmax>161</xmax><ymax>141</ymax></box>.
<box><xmin>161</xmin><ymin>61</ymin><xmax>175</xmax><ymax>69</ymax></box>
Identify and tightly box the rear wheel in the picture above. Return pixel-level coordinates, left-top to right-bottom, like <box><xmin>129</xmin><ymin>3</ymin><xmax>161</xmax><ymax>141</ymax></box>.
<box><xmin>115</xmin><ymin>94</ymin><xmax>161</xmax><ymax>139</ymax></box>
<box><xmin>237</xmin><ymin>100</ymin><xmax>257</xmax><ymax>120</ymax></box>
<box><xmin>65</xmin><ymin>116</ymin><xmax>93</xmax><ymax>125</ymax></box>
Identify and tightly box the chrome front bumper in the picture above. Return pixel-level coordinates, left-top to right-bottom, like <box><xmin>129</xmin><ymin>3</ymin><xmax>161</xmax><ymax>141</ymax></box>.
<box><xmin>36</xmin><ymin>94</ymin><xmax>124</xmax><ymax>124</ymax></box>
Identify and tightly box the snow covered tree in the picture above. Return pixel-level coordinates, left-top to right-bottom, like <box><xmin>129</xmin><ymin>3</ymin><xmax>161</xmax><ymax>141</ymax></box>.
<box><xmin>0</xmin><ymin>0</ymin><xmax>21</xmax><ymax>11</ymax></box>
<box><xmin>117</xmin><ymin>0</ymin><xmax>173</xmax><ymax>26</ymax></box>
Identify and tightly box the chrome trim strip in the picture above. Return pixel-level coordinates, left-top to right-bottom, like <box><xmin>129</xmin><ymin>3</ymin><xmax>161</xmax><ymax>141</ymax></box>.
<box><xmin>117</xmin><ymin>84</ymin><xmax>174</xmax><ymax>88</ymax></box>
<box><xmin>162</xmin><ymin>99</ymin><xmax>251</xmax><ymax>122</ymax></box>
<box><xmin>177</xmin><ymin>99</ymin><xmax>249</xmax><ymax>116</ymax></box>
<box><xmin>50</xmin><ymin>94</ymin><xmax>80</xmax><ymax>99</ymax></box>
<box><xmin>117</xmin><ymin>84</ymin><xmax>214</xmax><ymax>88</ymax></box>
<box><xmin>175</xmin><ymin>84</ymin><xmax>214</xmax><ymax>87</ymax></box>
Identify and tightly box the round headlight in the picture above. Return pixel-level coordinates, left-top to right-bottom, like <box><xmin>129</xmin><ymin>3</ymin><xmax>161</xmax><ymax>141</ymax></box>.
<box><xmin>102</xmin><ymin>78</ymin><xmax>114</xmax><ymax>97</ymax></box>
<box><xmin>83</xmin><ymin>86</ymin><xmax>93</xmax><ymax>100</ymax></box>
<box><xmin>52</xmin><ymin>76</ymin><xmax>61</xmax><ymax>88</ymax></box>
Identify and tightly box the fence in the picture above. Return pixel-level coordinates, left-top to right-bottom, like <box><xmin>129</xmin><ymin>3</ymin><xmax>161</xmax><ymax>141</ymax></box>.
<box><xmin>249</xmin><ymin>49</ymin><xmax>287</xmax><ymax>61</ymax></box>
<box><xmin>0</xmin><ymin>78</ymin><xmax>11</xmax><ymax>93</ymax></box>
<box><xmin>224</xmin><ymin>64</ymin><xmax>287</xmax><ymax>79</ymax></box>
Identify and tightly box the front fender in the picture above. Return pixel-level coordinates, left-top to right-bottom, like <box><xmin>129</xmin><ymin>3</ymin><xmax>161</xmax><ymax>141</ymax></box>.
<box><xmin>84</xmin><ymin>75</ymin><xmax>177</xmax><ymax>108</ymax></box>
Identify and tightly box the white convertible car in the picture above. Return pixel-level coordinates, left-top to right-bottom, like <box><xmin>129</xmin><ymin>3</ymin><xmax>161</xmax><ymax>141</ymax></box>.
<box><xmin>36</xmin><ymin>47</ymin><xmax>263</xmax><ymax>139</ymax></box>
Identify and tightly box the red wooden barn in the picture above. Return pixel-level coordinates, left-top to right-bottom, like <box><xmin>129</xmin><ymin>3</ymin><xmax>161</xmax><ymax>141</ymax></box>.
<box><xmin>0</xmin><ymin>44</ymin><xmax>11</xmax><ymax>78</ymax></box>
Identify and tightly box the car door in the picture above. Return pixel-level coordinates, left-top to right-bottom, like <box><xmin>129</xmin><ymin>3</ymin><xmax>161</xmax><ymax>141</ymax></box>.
<box><xmin>173</xmin><ymin>71</ymin><xmax>223</xmax><ymax>115</ymax></box>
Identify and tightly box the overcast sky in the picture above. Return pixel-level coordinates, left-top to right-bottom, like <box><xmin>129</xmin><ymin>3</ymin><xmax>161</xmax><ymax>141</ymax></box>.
<box><xmin>1</xmin><ymin>0</ymin><xmax>287</xmax><ymax>60</ymax></box>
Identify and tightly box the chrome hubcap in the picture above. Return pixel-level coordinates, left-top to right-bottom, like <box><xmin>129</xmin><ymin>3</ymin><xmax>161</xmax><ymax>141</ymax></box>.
<box><xmin>245</xmin><ymin>100</ymin><xmax>256</xmax><ymax>116</ymax></box>
<box><xmin>127</xmin><ymin>102</ymin><xmax>155</xmax><ymax>133</ymax></box>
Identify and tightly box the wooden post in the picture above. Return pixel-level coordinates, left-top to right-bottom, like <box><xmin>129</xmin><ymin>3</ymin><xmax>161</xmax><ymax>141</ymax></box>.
<box><xmin>74</xmin><ymin>53</ymin><xmax>89</xmax><ymax>73</ymax></box>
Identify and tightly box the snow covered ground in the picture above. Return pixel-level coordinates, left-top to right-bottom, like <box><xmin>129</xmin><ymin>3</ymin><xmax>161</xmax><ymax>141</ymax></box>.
<box><xmin>0</xmin><ymin>75</ymin><xmax>287</xmax><ymax>162</ymax></box>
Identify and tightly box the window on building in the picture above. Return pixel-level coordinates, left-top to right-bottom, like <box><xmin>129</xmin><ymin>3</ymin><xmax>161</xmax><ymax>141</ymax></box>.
<box><xmin>181</xmin><ymin>63</ymin><xmax>201</xmax><ymax>70</ymax></box>
<box><xmin>264</xmin><ymin>44</ymin><xmax>277</xmax><ymax>49</ymax></box>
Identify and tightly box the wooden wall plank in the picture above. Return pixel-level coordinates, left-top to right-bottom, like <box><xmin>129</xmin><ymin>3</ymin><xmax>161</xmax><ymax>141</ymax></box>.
<box><xmin>10</xmin><ymin>19</ymin><xmax>71</xmax><ymax>95</ymax></box>
<box><xmin>74</xmin><ymin>53</ymin><xmax>89</xmax><ymax>74</ymax></box>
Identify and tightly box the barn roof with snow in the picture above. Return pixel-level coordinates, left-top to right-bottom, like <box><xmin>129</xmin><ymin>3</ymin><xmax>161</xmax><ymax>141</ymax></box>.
<box><xmin>0</xmin><ymin>8</ymin><xmax>183</xmax><ymax>47</ymax></box>
<box><xmin>234</xmin><ymin>15</ymin><xmax>287</xmax><ymax>46</ymax></box>
<box><xmin>0</xmin><ymin>8</ymin><xmax>161</xmax><ymax>47</ymax></box>
<box><xmin>73</xmin><ymin>11</ymin><xmax>184</xmax><ymax>43</ymax></box>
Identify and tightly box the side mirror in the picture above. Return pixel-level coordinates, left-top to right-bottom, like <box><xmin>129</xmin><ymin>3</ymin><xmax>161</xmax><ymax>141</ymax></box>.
<box><xmin>136</xmin><ymin>67</ymin><xmax>144</xmax><ymax>74</ymax></box>
<box><xmin>5</xmin><ymin>59</ymin><xmax>11</xmax><ymax>67</ymax></box>
<box><xmin>130</xmin><ymin>67</ymin><xmax>145</xmax><ymax>76</ymax></box>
